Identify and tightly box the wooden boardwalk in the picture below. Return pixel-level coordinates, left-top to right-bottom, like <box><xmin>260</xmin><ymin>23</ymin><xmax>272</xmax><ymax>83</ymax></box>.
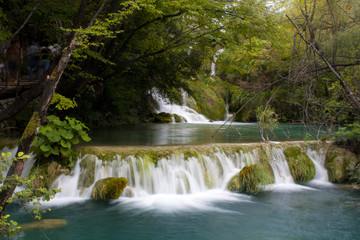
<box><xmin>0</xmin><ymin>76</ymin><xmax>40</xmax><ymax>99</ymax></box>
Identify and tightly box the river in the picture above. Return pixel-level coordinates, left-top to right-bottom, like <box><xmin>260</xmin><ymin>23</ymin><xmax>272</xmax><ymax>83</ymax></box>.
<box><xmin>2</xmin><ymin>92</ymin><xmax>359</xmax><ymax>239</ymax></box>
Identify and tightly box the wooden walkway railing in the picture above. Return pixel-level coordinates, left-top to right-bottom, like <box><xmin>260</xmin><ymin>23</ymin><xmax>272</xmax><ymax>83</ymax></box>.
<box><xmin>0</xmin><ymin>76</ymin><xmax>40</xmax><ymax>99</ymax></box>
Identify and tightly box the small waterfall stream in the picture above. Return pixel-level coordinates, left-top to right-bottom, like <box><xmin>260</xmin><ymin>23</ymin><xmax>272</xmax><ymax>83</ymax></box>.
<box><xmin>151</xmin><ymin>88</ymin><xmax>209</xmax><ymax>123</ymax></box>
<box><xmin>51</xmin><ymin>143</ymin><xmax>330</xmax><ymax>200</ymax></box>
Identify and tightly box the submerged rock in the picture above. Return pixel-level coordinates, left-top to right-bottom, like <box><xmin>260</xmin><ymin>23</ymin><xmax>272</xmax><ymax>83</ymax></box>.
<box><xmin>284</xmin><ymin>146</ymin><xmax>315</xmax><ymax>182</ymax></box>
<box><xmin>228</xmin><ymin>163</ymin><xmax>274</xmax><ymax>194</ymax></box>
<box><xmin>91</xmin><ymin>177</ymin><xmax>128</xmax><ymax>200</ymax></box>
<box><xmin>20</xmin><ymin>219</ymin><xmax>67</xmax><ymax>231</ymax></box>
<box><xmin>326</xmin><ymin>145</ymin><xmax>359</xmax><ymax>183</ymax></box>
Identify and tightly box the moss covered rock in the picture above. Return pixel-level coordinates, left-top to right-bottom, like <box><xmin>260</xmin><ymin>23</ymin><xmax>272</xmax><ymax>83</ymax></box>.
<box><xmin>78</xmin><ymin>154</ymin><xmax>97</xmax><ymax>189</ymax></box>
<box><xmin>284</xmin><ymin>146</ymin><xmax>315</xmax><ymax>182</ymax></box>
<box><xmin>153</xmin><ymin>112</ymin><xmax>173</xmax><ymax>123</ymax></box>
<box><xmin>91</xmin><ymin>177</ymin><xmax>128</xmax><ymax>200</ymax></box>
<box><xmin>326</xmin><ymin>145</ymin><xmax>359</xmax><ymax>183</ymax></box>
<box><xmin>228</xmin><ymin>163</ymin><xmax>275</xmax><ymax>194</ymax></box>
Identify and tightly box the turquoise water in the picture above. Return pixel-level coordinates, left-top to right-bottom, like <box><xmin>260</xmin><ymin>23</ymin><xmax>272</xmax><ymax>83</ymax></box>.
<box><xmin>8</xmin><ymin>184</ymin><xmax>360</xmax><ymax>240</ymax></box>
<box><xmin>87</xmin><ymin>123</ymin><xmax>328</xmax><ymax>146</ymax></box>
<box><xmin>3</xmin><ymin>123</ymin><xmax>357</xmax><ymax>240</ymax></box>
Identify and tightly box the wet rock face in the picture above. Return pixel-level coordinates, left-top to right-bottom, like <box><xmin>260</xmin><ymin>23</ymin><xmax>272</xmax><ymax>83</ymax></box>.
<box><xmin>91</xmin><ymin>177</ymin><xmax>128</xmax><ymax>200</ymax></box>
<box><xmin>326</xmin><ymin>145</ymin><xmax>359</xmax><ymax>183</ymax></box>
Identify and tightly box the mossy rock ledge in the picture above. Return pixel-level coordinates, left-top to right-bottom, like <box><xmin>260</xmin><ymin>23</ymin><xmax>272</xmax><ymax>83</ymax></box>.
<box><xmin>326</xmin><ymin>145</ymin><xmax>359</xmax><ymax>183</ymax></box>
<box><xmin>91</xmin><ymin>177</ymin><xmax>128</xmax><ymax>200</ymax></box>
<box><xmin>228</xmin><ymin>163</ymin><xmax>275</xmax><ymax>194</ymax></box>
<box><xmin>283</xmin><ymin>146</ymin><xmax>315</xmax><ymax>182</ymax></box>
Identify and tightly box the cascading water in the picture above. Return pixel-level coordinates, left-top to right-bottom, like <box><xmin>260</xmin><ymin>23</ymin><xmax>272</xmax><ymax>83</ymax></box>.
<box><xmin>151</xmin><ymin>88</ymin><xmax>210</xmax><ymax>123</ymax></box>
<box><xmin>51</xmin><ymin>143</ymin><xmax>329</xmax><ymax>201</ymax></box>
<box><xmin>210</xmin><ymin>49</ymin><xmax>225</xmax><ymax>76</ymax></box>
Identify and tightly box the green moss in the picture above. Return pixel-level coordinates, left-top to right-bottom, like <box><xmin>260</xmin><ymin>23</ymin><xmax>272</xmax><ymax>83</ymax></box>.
<box><xmin>173</xmin><ymin>114</ymin><xmax>184</xmax><ymax>123</ymax></box>
<box><xmin>284</xmin><ymin>146</ymin><xmax>315</xmax><ymax>182</ymax></box>
<box><xmin>153</xmin><ymin>112</ymin><xmax>173</xmax><ymax>123</ymax></box>
<box><xmin>91</xmin><ymin>177</ymin><xmax>128</xmax><ymax>200</ymax></box>
<box><xmin>21</xmin><ymin>111</ymin><xmax>40</xmax><ymax>140</ymax></box>
<box><xmin>326</xmin><ymin>145</ymin><xmax>359</xmax><ymax>183</ymax></box>
<box><xmin>187</xmin><ymin>79</ymin><xmax>227</xmax><ymax>120</ymax></box>
<box><xmin>229</xmin><ymin>163</ymin><xmax>274</xmax><ymax>194</ymax></box>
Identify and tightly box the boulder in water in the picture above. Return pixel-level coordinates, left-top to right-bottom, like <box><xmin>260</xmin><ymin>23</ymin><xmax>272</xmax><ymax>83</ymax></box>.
<box><xmin>284</xmin><ymin>146</ymin><xmax>315</xmax><ymax>182</ymax></box>
<box><xmin>91</xmin><ymin>177</ymin><xmax>128</xmax><ymax>200</ymax></box>
<box><xmin>228</xmin><ymin>163</ymin><xmax>274</xmax><ymax>194</ymax></box>
<box><xmin>153</xmin><ymin>112</ymin><xmax>173</xmax><ymax>123</ymax></box>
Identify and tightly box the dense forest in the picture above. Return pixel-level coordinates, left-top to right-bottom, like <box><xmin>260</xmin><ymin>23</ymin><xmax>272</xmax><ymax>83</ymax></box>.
<box><xmin>0</xmin><ymin>0</ymin><xmax>360</xmax><ymax>236</ymax></box>
<box><xmin>0</xmin><ymin>0</ymin><xmax>358</xmax><ymax>131</ymax></box>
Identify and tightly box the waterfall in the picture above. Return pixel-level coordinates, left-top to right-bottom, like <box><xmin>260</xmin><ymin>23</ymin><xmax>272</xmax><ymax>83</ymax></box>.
<box><xmin>151</xmin><ymin>88</ymin><xmax>210</xmax><ymax>123</ymax></box>
<box><xmin>210</xmin><ymin>49</ymin><xmax>224</xmax><ymax>76</ymax></box>
<box><xmin>307</xmin><ymin>148</ymin><xmax>330</xmax><ymax>185</ymax></box>
<box><xmin>50</xmin><ymin>142</ymin><xmax>330</xmax><ymax>200</ymax></box>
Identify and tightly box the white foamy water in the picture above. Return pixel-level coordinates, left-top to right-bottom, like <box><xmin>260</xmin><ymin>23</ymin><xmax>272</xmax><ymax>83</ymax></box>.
<box><xmin>48</xmin><ymin>143</ymin><xmax>331</xmax><ymax>207</ymax></box>
<box><xmin>151</xmin><ymin>88</ymin><xmax>210</xmax><ymax>123</ymax></box>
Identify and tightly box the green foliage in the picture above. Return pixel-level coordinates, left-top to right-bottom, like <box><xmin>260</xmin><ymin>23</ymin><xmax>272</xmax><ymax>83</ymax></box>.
<box><xmin>336</xmin><ymin>123</ymin><xmax>360</xmax><ymax>140</ymax></box>
<box><xmin>0</xmin><ymin>152</ymin><xmax>60</xmax><ymax>236</ymax></box>
<box><xmin>187</xmin><ymin>76</ymin><xmax>227</xmax><ymax>120</ymax></box>
<box><xmin>32</xmin><ymin>115</ymin><xmax>91</xmax><ymax>167</ymax></box>
<box><xmin>51</xmin><ymin>93</ymin><xmax>77</xmax><ymax>111</ymax></box>
<box><xmin>256</xmin><ymin>106</ymin><xmax>279</xmax><ymax>141</ymax></box>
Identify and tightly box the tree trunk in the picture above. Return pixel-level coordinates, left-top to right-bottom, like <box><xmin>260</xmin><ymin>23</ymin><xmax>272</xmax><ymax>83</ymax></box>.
<box><xmin>0</xmin><ymin>0</ymin><xmax>107</xmax><ymax>216</ymax></box>
<box><xmin>0</xmin><ymin>35</ymin><xmax>78</xmax><ymax>216</ymax></box>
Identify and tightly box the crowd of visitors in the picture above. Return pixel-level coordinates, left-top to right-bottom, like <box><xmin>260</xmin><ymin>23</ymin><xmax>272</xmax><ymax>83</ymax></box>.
<box><xmin>0</xmin><ymin>41</ymin><xmax>60</xmax><ymax>83</ymax></box>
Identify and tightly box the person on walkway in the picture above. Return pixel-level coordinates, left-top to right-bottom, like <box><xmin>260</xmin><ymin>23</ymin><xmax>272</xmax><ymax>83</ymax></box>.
<box><xmin>5</xmin><ymin>42</ymin><xmax>22</xmax><ymax>84</ymax></box>
<box><xmin>40</xmin><ymin>46</ymin><xmax>51</xmax><ymax>74</ymax></box>
<box><xmin>27</xmin><ymin>41</ymin><xmax>40</xmax><ymax>81</ymax></box>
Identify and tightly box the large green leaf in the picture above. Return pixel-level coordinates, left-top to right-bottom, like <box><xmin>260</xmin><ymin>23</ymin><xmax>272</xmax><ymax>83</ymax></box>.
<box><xmin>45</xmin><ymin>130</ymin><xmax>61</xmax><ymax>142</ymax></box>
<box><xmin>79</xmin><ymin>131</ymin><xmax>91</xmax><ymax>142</ymax></box>
<box><xmin>32</xmin><ymin>137</ymin><xmax>45</xmax><ymax>147</ymax></box>
<box><xmin>51</xmin><ymin>147</ymin><xmax>60</xmax><ymax>155</ymax></box>
<box><xmin>70</xmin><ymin>137</ymin><xmax>80</xmax><ymax>145</ymax></box>
<box><xmin>40</xmin><ymin>144</ymin><xmax>51</xmax><ymax>152</ymax></box>
<box><xmin>59</xmin><ymin>129</ymin><xmax>74</xmax><ymax>140</ymax></box>
<box><xmin>47</xmin><ymin>115</ymin><xmax>60</xmax><ymax>123</ymax></box>
<box><xmin>60</xmin><ymin>139</ymin><xmax>71</xmax><ymax>149</ymax></box>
